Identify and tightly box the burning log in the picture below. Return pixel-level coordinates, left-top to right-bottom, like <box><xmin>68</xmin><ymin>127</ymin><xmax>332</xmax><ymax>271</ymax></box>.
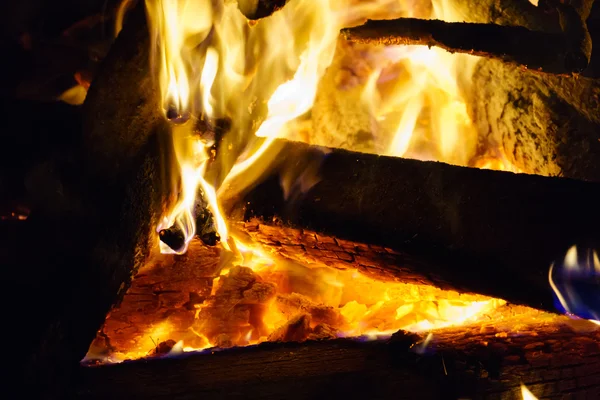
<box><xmin>9</xmin><ymin>4</ymin><xmax>171</xmax><ymax>397</ymax></box>
<box><xmin>342</xmin><ymin>17</ymin><xmax>589</xmax><ymax>75</ymax></box>
<box><xmin>455</xmin><ymin>0</ymin><xmax>600</xmax><ymax>180</ymax></box>
<box><xmin>230</xmin><ymin>139</ymin><xmax>600</xmax><ymax>312</ymax></box>
<box><xmin>468</xmin><ymin>58</ymin><xmax>600</xmax><ymax>180</ymax></box>
<box><xmin>77</xmin><ymin>318</ymin><xmax>600</xmax><ymax>399</ymax></box>
<box><xmin>324</xmin><ymin>4</ymin><xmax>600</xmax><ymax>181</ymax></box>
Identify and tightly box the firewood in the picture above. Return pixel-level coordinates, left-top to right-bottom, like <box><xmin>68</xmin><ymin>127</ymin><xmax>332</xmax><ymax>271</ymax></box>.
<box><xmin>159</xmin><ymin>226</ymin><xmax>186</xmax><ymax>250</ymax></box>
<box><xmin>25</xmin><ymin>0</ymin><xmax>598</xmax><ymax>396</ymax></box>
<box><xmin>228</xmin><ymin>138</ymin><xmax>600</xmax><ymax>313</ymax></box>
<box><xmin>457</xmin><ymin>0</ymin><xmax>600</xmax><ymax>180</ymax></box>
<box><xmin>342</xmin><ymin>18</ymin><xmax>587</xmax><ymax>74</ymax></box>
<box><xmin>9</xmin><ymin>3</ymin><xmax>169</xmax><ymax>397</ymax></box>
<box><xmin>76</xmin><ymin>318</ymin><xmax>600</xmax><ymax>399</ymax></box>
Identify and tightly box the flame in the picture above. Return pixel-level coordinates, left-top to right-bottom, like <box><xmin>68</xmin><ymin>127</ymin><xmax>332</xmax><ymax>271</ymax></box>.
<box><xmin>549</xmin><ymin>245</ymin><xmax>600</xmax><ymax>324</ymax></box>
<box><xmin>521</xmin><ymin>384</ymin><xmax>538</xmax><ymax>400</ymax></box>
<box><xmin>117</xmin><ymin>0</ymin><xmax>533</xmax><ymax>361</ymax></box>
<box><xmin>115</xmin><ymin>0</ymin><xmax>136</xmax><ymax>38</ymax></box>
<box><xmin>360</xmin><ymin>43</ymin><xmax>479</xmax><ymax>165</ymax></box>
<box><xmin>146</xmin><ymin>0</ymin><xmax>521</xmax><ymax>253</ymax></box>
<box><xmin>89</xmin><ymin>235</ymin><xmax>513</xmax><ymax>361</ymax></box>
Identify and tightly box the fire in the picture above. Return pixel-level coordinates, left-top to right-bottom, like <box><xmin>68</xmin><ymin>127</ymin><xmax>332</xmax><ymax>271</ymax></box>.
<box><xmin>86</xmin><ymin>230</ymin><xmax>522</xmax><ymax>363</ymax></box>
<box><xmin>549</xmin><ymin>245</ymin><xmax>600</xmax><ymax>324</ymax></box>
<box><xmin>87</xmin><ymin>0</ymin><xmax>533</xmax><ymax>362</ymax></box>
<box><xmin>146</xmin><ymin>0</ymin><xmax>519</xmax><ymax>250</ymax></box>
<box><xmin>521</xmin><ymin>384</ymin><xmax>539</xmax><ymax>400</ymax></box>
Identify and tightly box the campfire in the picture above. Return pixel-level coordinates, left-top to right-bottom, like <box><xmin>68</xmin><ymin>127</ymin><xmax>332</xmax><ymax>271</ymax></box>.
<box><xmin>4</xmin><ymin>0</ymin><xmax>600</xmax><ymax>399</ymax></box>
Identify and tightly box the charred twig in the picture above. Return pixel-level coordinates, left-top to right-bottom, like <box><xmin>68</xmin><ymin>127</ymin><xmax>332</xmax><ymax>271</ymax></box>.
<box><xmin>194</xmin><ymin>189</ymin><xmax>220</xmax><ymax>246</ymax></box>
<box><xmin>159</xmin><ymin>186</ymin><xmax>220</xmax><ymax>251</ymax></box>
<box><xmin>159</xmin><ymin>225</ymin><xmax>186</xmax><ymax>251</ymax></box>
<box><xmin>341</xmin><ymin>16</ymin><xmax>591</xmax><ymax>74</ymax></box>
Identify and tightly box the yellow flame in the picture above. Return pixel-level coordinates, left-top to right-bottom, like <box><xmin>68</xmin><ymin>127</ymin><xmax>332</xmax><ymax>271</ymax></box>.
<box><xmin>146</xmin><ymin>0</ymin><xmax>523</xmax><ymax>254</ymax></box>
<box><xmin>521</xmin><ymin>384</ymin><xmax>538</xmax><ymax>400</ymax></box>
<box><xmin>564</xmin><ymin>245</ymin><xmax>579</xmax><ymax>270</ymax></box>
<box><xmin>86</xmin><ymin>1</ymin><xmax>566</xmax><ymax>364</ymax></box>
<box><xmin>115</xmin><ymin>0</ymin><xmax>136</xmax><ymax>38</ymax></box>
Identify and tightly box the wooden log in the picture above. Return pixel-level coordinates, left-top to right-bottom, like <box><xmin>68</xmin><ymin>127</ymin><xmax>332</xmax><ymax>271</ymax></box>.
<box><xmin>342</xmin><ymin>18</ymin><xmax>587</xmax><ymax>75</ymax></box>
<box><xmin>454</xmin><ymin>0</ymin><xmax>600</xmax><ymax>181</ymax></box>
<box><xmin>5</xmin><ymin>3</ymin><xmax>173</xmax><ymax>398</ymax></box>
<box><xmin>327</xmin><ymin>1</ymin><xmax>600</xmax><ymax>181</ymax></box>
<box><xmin>76</xmin><ymin>318</ymin><xmax>600</xmax><ymax>399</ymax></box>
<box><xmin>226</xmin><ymin>139</ymin><xmax>600</xmax><ymax>313</ymax></box>
<box><xmin>468</xmin><ymin>58</ymin><xmax>600</xmax><ymax>180</ymax></box>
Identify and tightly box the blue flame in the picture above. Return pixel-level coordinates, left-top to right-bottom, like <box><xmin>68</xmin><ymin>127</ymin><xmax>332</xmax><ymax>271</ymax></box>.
<box><xmin>549</xmin><ymin>246</ymin><xmax>600</xmax><ymax>322</ymax></box>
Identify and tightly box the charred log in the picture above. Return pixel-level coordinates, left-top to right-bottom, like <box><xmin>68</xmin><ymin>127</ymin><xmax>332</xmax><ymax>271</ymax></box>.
<box><xmin>76</xmin><ymin>322</ymin><xmax>600</xmax><ymax>399</ymax></box>
<box><xmin>342</xmin><ymin>18</ymin><xmax>588</xmax><ymax>75</ymax></box>
<box><xmin>330</xmin><ymin>2</ymin><xmax>600</xmax><ymax>182</ymax></box>
<box><xmin>7</xmin><ymin>3</ymin><xmax>171</xmax><ymax>397</ymax></box>
<box><xmin>456</xmin><ymin>0</ymin><xmax>600</xmax><ymax>180</ymax></box>
<box><xmin>469</xmin><ymin>58</ymin><xmax>600</xmax><ymax>180</ymax></box>
<box><xmin>232</xmin><ymin>139</ymin><xmax>600</xmax><ymax>313</ymax></box>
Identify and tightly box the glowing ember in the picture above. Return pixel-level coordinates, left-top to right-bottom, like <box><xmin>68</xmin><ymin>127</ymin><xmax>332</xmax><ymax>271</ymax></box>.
<box><xmin>85</xmin><ymin>224</ymin><xmax>587</xmax><ymax>364</ymax></box>
<box><xmin>549</xmin><ymin>245</ymin><xmax>600</xmax><ymax>324</ymax></box>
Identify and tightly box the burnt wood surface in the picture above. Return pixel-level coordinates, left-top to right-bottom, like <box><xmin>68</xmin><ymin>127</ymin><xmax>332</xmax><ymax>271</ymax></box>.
<box><xmin>80</xmin><ymin>224</ymin><xmax>600</xmax><ymax>399</ymax></box>
<box><xmin>457</xmin><ymin>0</ymin><xmax>600</xmax><ymax>180</ymax></box>
<box><xmin>5</xmin><ymin>1</ymin><xmax>287</xmax><ymax>396</ymax></box>
<box><xmin>342</xmin><ymin>18</ymin><xmax>588</xmax><ymax>75</ymax></box>
<box><xmin>76</xmin><ymin>320</ymin><xmax>600</xmax><ymax>399</ymax></box>
<box><xmin>3</xmin><ymin>4</ymin><xmax>170</xmax><ymax>398</ymax></box>
<box><xmin>231</xmin><ymin>139</ymin><xmax>600</xmax><ymax>313</ymax></box>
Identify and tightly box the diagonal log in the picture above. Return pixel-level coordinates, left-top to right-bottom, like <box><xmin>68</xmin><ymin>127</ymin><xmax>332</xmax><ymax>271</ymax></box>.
<box><xmin>229</xmin><ymin>139</ymin><xmax>600</xmax><ymax>313</ymax></box>
<box><xmin>342</xmin><ymin>16</ymin><xmax>590</xmax><ymax>75</ymax></box>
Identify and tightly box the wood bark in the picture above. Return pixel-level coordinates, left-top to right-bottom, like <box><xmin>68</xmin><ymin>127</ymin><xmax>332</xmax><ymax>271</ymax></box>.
<box><xmin>469</xmin><ymin>59</ymin><xmax>600</xmax><ymax>180</ymax></box>
<box><xmin>456</xmin><ymin>0</ymin><xmax>600</xmax><ymax>181</ymax></box>
<box><xmin>342</xmin><ymin>18</ymin><xmax>587</xmax><ymax>75</ymax></box>
<box><xmin>226</xmin><ymin>139</ymin><xmax>600</xmax><ymax>313</ymax></box>
<box><xmin>76</xmin><ymin>320</ymin><xmax>600</xmax><ymax>399</ymax></box>
<box><xmin>8</xmin><ymin>0</ymin><xmax>285</xmax><ymax>393</ymax></box>
<box><xmin>6</xmin><ymin>3</ymin><xmax>173</xmax><ymax>398</ymax></box>
<box><xmin>323</xmin><ymin>0</ymin><xmax>600</xmax><ymax>181</ymax></box>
